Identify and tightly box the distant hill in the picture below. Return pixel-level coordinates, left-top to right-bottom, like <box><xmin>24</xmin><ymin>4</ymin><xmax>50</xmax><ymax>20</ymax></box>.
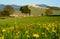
<box><xmin>0</xmin><ymin>4</ymin><xmax>60</xmax><ymax>10</ymax></box>
<box><xmin>47</xmin><ymin>6</ymin><xmax>60</xmax><ymax>10</ymax></box>
<box><xmin>36</xmin><ymin>4</ymin><xmax>60</xmax><ymax>10</ymax></box>
<box><xmin>36</xmin><ymin>4</ymin><xmax>49</xmax><ymax>8</ymax></box>
<box><xmin>0</xmin><ymin>4</ymin><xmax>20</xmax><ymax>10</ymax></box>
<box><xmin>0</xmin><ymin>4</ymin><xmax>5</xmax><ymax>10</ymax></box>
<box><xmin>27</xmin><ymin>4</ymin><xmax>60</xmax><ymax>15</ymax></box>
<box><xmin>28</xmin><ymin>4</ymin><xmax>60</xmax><ymax>10</ymax></box>
<box><xmin>11</xmin><ymin>5</ymin><xmax>20</xmax><ymax>10</ymax></box>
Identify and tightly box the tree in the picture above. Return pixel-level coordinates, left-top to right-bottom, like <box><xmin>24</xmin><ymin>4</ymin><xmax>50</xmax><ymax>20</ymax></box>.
<box><xmin>0</xmin><ymin>10</ymin><xmax>10</xmax><ymax>17</ymax></box>
<box><xmin>45</xmin><ymin>8</ymin><xmax>53</xmax><ymax>16</ymax></box>
<box><xmin>0</xmin><ymin>10</ymin><xmax>5</xmax><ymax>17</ymax></box>
<box><xmin>19</xmin><ymin>5</ymin><xmax>31</xmax><ymax>15</ymax></box>
<box><xmin>3</xmin><ymin>5</ymin><xmax>14</xmax><ymax>16</ymax></box>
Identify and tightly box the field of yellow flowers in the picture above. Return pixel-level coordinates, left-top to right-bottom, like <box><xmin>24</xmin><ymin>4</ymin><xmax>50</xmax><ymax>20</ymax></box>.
<box><xmin>0</xmin><ymin>16</ymin><xmax>60</xmax><ymax>39</ymax></box>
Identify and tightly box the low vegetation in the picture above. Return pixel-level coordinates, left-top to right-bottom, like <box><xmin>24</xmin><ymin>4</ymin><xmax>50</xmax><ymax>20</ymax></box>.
<box><xmin>0</xmin><ymin>5</ymin><xmax>14</xmax><ymax>17</ymax></box>
<box><xmin>0</xmin><ymin>16</ymin><xmax>60</xmax><ymax>39</ymax></box>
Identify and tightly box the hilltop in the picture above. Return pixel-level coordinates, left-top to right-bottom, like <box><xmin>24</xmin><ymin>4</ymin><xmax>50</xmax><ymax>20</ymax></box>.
<box><xmin>0</xmin><ymin>4</ymin><xmax>60</xmax><ymax>10</ymax></box>
<box><xmin>0</xmin><ymin>4</ymin><xmax>20</xmax><ymax>10</ymax></box>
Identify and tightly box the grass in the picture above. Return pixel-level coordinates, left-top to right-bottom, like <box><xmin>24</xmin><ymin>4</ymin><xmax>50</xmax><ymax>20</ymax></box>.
<box><xmin>30</xmin><ymin>7</ymin><xmax>45</xmax><ymax>14</ymax></box>
<box><xmin>0</xmin><ymin>16</ymin><xmax>60</xmax><ymax>39</ymax></box>
<box><xmin>53</xmin><ymin>10</ymin><xmax>60</xmax><ymax>15</ymax></box>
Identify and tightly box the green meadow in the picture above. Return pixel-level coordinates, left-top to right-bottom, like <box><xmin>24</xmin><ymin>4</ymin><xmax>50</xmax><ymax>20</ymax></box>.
<box><xmin>0</xmin><ymin>5</ymin><xmax>60</xmax><ymax>39</ymax></box>
<box><xmin>0</xmin><ymin>16</ymin><xmax>60</xmax><ymax>39</ymax></box>
<box><xmin>0</xmin><ymin>0</ymin><xmax>60</xmax><ymax>39</ymax></box>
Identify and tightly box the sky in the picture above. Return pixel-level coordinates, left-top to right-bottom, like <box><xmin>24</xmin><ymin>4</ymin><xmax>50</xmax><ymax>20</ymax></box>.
<box><xmin>0</xmin><ymin>0</ymin><xmax>60</xmax><ymax>7</ymax></box>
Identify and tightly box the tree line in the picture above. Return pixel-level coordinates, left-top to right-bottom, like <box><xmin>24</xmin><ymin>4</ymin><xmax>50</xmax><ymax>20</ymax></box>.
<box><xmin>0</xmin><ymin>5</ymin><xmax>53</xmax><ymax>17</ymax></box>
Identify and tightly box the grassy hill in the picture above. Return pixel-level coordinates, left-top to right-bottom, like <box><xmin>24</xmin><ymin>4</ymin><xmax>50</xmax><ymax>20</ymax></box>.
<box><xmin>53</xmin><ymin>10</ymin><xmax>60</xmax><ymax>15</ymax></box>
<box><xmin>14</xmin><ymin>7</ymin><xmax>60</xmax><ymax>15</ymax></box>
<box><xmin>30</xmin><ymin>7</ymin><xmax>60</xmax><ymax>15</ymax></box>
<box><xmin>30</xmin><ymin>7</ymin><xmax>45</xmax><ymax>14</ymax></box>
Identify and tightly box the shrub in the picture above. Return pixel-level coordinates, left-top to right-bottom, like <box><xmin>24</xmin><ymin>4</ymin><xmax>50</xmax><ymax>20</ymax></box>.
<box><xmin>3</xmin><ymin>5</ymin><xmax>14</xmax><ymax>16</ymax></box>
<box><xmin>45</xmin><ymin>8</ymin><xmax>53</xmax><ymax>16</ymax></box>
<box><xmin>19</xmin><ymin>5</ymin><xmax>31</xmax><ymax>15</ymax></box>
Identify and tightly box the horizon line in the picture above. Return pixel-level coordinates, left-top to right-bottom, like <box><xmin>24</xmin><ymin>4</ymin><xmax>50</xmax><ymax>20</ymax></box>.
<box><xmin>0</xmin><ymin>3</ymin><xmax>60</xmax><ymax>7</ymax></box>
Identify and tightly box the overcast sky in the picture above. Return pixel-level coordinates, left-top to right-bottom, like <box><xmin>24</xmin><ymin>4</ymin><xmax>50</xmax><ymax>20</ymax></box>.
<box><xmin>0</xmin><ymin>0</ymin><xmax>60</xmax><ymax>7</ymax></box>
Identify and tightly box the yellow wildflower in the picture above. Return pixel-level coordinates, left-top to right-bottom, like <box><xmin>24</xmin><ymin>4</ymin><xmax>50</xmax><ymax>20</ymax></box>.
<box><xmin>33</xmin><ymin>34</ymin><xmax>39</xmax><ymax>38</ymax></box>
<box><xmin>42</xmin><ymin>32</ymin><xmax>45</xmax><ymax>35</ymax></box>
<box><xmin>26</xmin><ymin>31</ymin><xmax>29</xmax><ymax>34</ymax></box>
<box><xmin>2</xmin><ymin>29</ymin><xmax>6</xmax><ymax>32</ymax></box>
<box><xmin>16</xmin><ymin>31</ymin><xmax>20</xmax><ymax>36</ymax></box>
<box><xmin>43</xmin><ymin>24</ymin><xmax>46</xmax><ymax>26</ymax></box>
<box><xmin>0</xmin><ymin>36</ymin><xmax>4</xmax><ymax>39</ymax></box>
<box><xmin>48</xmin><ymin>24</ymin><xmax>51</xmax><ymax>28</ymax></box>
<box><xmin>52</xmin><ymin>29</ymin><xmax>56</xmax><ymax>33</ymax></box>
<box><xmin>52</xmin><ymin>23</ymin><xmax>56</xmax><ymax>27</ymax></box>
<box><xmin>45</xmin><ymin>26</ymin><xmax>49</xmax><ymax>31</ymax></box>
<box><xmin>27</xmin><ymin>35</ymin><xmax>30</xmax><ymax>37</ymax></box>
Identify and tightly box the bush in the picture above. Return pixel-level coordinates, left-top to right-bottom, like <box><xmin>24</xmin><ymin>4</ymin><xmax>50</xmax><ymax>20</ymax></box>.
<box><xmin>45</xmin><ymin>8</ymin><xmax>53</xmax><ymax>16</ymax></box>
<box><xmin>0</xmin><ymin>10</ymin><xmax>11</xmax><ymax>17</ymax></box>
<box><xmin>0</xmin><ymin>10</ymin><xmax>5</xmax><ymax>17</ymax></box>
<box><xmin>3</xmin><ymin>5</ymin><xmax>14</xmax><ymax>16</ymax></box>
<box><xmin>19</xmin><ymin>5</ymin><xmax>31</xmax><ymax>15</ymax></box>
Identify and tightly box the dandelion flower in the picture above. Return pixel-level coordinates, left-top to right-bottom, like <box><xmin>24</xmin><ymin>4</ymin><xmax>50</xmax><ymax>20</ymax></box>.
<box><xmin>33</xmin><ymin>34</ymin><xmax>39</xmax><ymax>38</ymax></box>
<box><xmin>42</xmin><ymin>32</ymin><xmax>45</xmax><ymax>35</ymax></box>
<box><xmin>2</xmin><ymin>29</ymin><xmax>6</xmax><ymax>32</ymax></box>
<box><xmin>43</xmin><ymin>24</ymin><xmax>46</xmax><ymax>26</ymax></box>
<box><xmin>0</xmin><ymin>36</ymin><xmax>4</xmax><ymax>39</ymax></box>
<box><xmin>27</xmin><ymin>35</ymin><xmax>30</xmax><ymax>38</ymax></box>
<box><xmin>45</xmin><ymin>26</ymin><xmax>49</xmax><ymax>31</ymax></box>
<box><xmin>48</xmin><ymin>24</ymin><xmax>51</xmax><ymax>28</ymax></box>
<box><xmin>52</xmin><ymin>29</ymin><xmax>56</xmax><ymax>33</ymax></box>
<box><xmin>26</xmin><ymin>31</ymin><xmax>29</xmax><ymax>34</ymax></box>
<box><xmin>16</xmin><ymin>31</ymin><xmax>20</xmax><ymax>36</ymax></box>
<box><xmin>52</xmin><ymin>23</ymin><xmax>56</xmax><ymax>27</ymax></box>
